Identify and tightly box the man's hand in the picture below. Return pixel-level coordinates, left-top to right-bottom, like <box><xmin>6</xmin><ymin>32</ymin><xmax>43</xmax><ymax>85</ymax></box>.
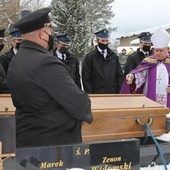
<box><xmin>126</xmin><ymin>73</ymin><xmax>134</xmax><ymax>84</ymax></box>
<box><xmin>82</xmin><ymin>121</ymin><xmax>87</xmax><ymax>125</ymax></box>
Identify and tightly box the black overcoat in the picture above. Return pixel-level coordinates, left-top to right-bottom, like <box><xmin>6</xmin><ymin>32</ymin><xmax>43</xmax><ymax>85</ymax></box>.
<box><xmin>0</xmin><ymin>63</ymin><xmax>9</xmax><ymax>93</ymax></box>
<box><xmin>82</xmin><ymin>46</ymin><xmax>123</xmax><ymax>94</ymax></box>
<box><xmin>0</xmin><ymin>47</ymin><xmax>15</xmax><ymax>73</ymax></box>
<box><xmin>124</xmin><ymin>48</ymin><xmax>153</xmax><ymax>77</ymax></box>
<box><xmin>53</xmin><ymin>49</ymin><xmax>81</xmax><ymax>89</ymax></box>
<box><xmin>7</xmin><ymin>40</ymin><xmax>93</xmax><ymax>147</ymax></box>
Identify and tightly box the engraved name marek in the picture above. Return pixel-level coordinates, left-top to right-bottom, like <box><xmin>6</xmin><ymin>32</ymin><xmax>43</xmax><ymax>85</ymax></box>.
<box><xmin>40</xmin><ymin>160</ymin><xmax>63</xmax><ymax>169</ymax></box>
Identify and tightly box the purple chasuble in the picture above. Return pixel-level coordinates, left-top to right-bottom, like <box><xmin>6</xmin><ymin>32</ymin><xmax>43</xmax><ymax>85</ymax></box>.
<box><xmin>120</xmin><ymin>54</ymin><xmax>170</xmax><ymax>108</ymax></box>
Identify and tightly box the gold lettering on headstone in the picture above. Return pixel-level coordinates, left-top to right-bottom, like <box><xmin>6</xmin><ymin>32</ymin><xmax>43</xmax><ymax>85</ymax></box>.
<box><xmin>75</xmin><ymin>147</ymin><xmax>90</xmax><ymax>155</ymax></box>
<box><xmin>91</xmin><ymin>162</ymin><xmax>132</xmax><ymax>170</ymax></box>
<box><xmin>75</xmin><ymin>147</ymin><xmax>81</xmax><ymax>155</ymax></box>
<box><xmin>84</xmin><ymin>149</ymin><xmax>90</xmax><ymax>155</ymax></box>
<box><xmin>102</xmin><ymin>156</ymin><xmax>121</xmax><ymax>163</ymax></box>
<box><xmin>40</xmin><ymin>160</ymin><xmax>63</xmax><ymax>169</ymax></box>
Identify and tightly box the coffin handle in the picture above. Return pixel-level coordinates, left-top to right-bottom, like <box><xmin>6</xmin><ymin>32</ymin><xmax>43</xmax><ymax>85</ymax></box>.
<box><xmin>136</xmin><ymin>118</ymin><xmax>153</xmax><ymax>127</ymax></box>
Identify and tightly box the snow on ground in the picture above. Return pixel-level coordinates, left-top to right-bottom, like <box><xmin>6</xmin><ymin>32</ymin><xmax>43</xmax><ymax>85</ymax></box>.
<box><xmin>141</xmin><ymin>164</ymin><xmax>170</xmax><ymax>170</ymax></box>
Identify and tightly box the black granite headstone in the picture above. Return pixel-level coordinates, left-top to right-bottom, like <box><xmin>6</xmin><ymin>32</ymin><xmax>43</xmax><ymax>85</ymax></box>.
<box><xmin>0</xmin><ymin>116</ymin><xmax>16</xmax><ymax>153</ymax></box>
<box><xmin>16</xmin><ymin>139</ymin><xmax>140</xmax><ymax>170</ymax></box>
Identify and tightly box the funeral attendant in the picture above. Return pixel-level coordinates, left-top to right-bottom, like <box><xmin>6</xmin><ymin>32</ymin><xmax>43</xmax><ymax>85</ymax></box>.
<box><xmin>0</xmin><ymin>24</ymin><xmax>22</xmax><ymax>73</ymax></box>
<box><xmin>53</xmin><ymin>34</ymin><xmax>81</xmax><ymax>89</ymax></box>
<box><xmin>118</xmin><ymin>48</ymin><xmax>128</xmax><ymax>73</ymax></box>
<box><xmin>0</xmin><ymin>28</ymin><xmax>10</xmax><ymax>94</ymax></box>
<box><xmin>82</xmin><ymin>29</ymin><xmax>123</xmax><ymax>94</ymax></box>
<box><xmin>124</xmin><ymin>32</ymin><xmax>153</xmax><ymax>77</ymax></box>
<box><xmin>121</xmin><ymin>27</ymin><xmax>170</xmax><ymax>108</ymax></box>
<box><xmin>7</xmin><ymin>8</ymin><xmax>93</xmax><ymax>147</ymax></box>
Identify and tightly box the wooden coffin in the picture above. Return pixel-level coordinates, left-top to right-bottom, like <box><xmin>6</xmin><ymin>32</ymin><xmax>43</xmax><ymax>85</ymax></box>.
<box><xmin>0</xmin><ymin>94</ymin><xmax>14</xmax><ymax>116</ymax></box>
<box><xmin>0</xmin><ymin>94</ymin><xmax>169</xmax><ymax>143</ymax></box>
<box><xmin>82</xmin><ymin>94</ymin><xmax>169</xmax><ymax>142</ymax></box>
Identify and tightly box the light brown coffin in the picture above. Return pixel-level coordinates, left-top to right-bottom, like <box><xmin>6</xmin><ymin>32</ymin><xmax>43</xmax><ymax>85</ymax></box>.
<box><xmin>82</xmin><ymin>94</ymin><xmax>169</xmax><ymax>142</ymax></box>
<box><xmin>0</xmin><ymin>94</ymin><xmax>169</xmax><ymax>143</ymax></box>
<box><xmin>0</xmin><ymin>94</ymin><xmax>14</xmax><ymax>116</ymax></box>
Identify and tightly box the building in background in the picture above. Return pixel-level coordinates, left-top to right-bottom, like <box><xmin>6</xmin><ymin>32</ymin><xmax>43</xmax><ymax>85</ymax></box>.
<box><xmin>115</xmin><ymin>24</ymin><xmax>170</xmax><ymax>47</ymax></box>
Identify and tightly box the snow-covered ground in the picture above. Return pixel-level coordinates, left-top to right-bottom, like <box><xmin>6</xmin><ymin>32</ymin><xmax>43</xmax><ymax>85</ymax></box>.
<box><xmin>70</xmin><ymin>165</ymin><xmax>170</xmax><ymax>170</ymax></box>
<box><xmin>141</xmin><ymin>131</ymin><xmax>170</xmax><ymax>169</ymax></box>
<box><xmin>141</xmin><ymin>164</ymin><xmax>170</xmax><ymax>170</ymax></box>
<box><xmin>141</xmin><ymin>115</ymin><xmax>170</xmax><ymax>169</ymax></box>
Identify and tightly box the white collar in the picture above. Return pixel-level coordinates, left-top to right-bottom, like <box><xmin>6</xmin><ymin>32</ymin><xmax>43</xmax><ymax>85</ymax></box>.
<box><xmin>13</xmin><ymin>48</ymin><xmax>17</xmax><ymax>54</ymax></box>
<box><xmin>97</xmin><ymin>46</ymin><xmax>107</xmax><ymax>53</ymax></box>
<box><xmin>140</xmin><ymin>48</ymin><xmax>149</xmax><ymax>55</ymax></box>
<box><xmin>56</xmin><ymin>50</ymin><xmax>66</xmax><ymax>60</ymax></box>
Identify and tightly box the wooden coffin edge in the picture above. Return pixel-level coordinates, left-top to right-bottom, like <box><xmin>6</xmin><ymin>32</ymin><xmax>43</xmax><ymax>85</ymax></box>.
<box><xmin>82</xmin><ymin>129</ymin><xmax>167</xmax><ymax>143</ymax></box>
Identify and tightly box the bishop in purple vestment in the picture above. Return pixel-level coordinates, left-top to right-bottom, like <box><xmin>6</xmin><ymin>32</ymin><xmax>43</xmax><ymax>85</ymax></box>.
<box><xmin>120</xmin><ymin>27</ymin><xmax>170</xmax><ymax>108</ymax></box>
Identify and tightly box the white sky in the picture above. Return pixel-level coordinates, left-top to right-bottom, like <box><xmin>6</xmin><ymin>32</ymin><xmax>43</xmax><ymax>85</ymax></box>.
<box><xmin>45</xmin><ymin>0</ymin><xmax>170</xmax><ymax>38</ymax></box>
<box><xmin>111</xmin><ymin>0</ymin><xmax>170</xmax><ymax>37</ymax></box>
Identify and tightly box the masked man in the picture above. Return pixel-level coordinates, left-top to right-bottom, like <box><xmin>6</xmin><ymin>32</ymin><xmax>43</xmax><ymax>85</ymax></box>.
<box><xmin>53</xmin><ymin>34</ymin><xmax>81</xmax><ymax>89</ymax></box>
<box><xmin>82</xmin><ymin>28</ymin><xmax>123</xmax><ymax>94</ymax></box>
<box><xmin>124</xmin><ymin>32</ymin><xmax>153</xmax><ymax>78</ymax></box>
<box><xmin>7</xmin><ymin>8</ymin><xmax>92</xmax><ymax>147</ymax></box>
<box><xmin>0</xmin><ymin>28</ymin><xmax>9</xmax><ymax>93</ymax></box>
<box><xmin>0</xmin><ymin>24</ymin><xmax>22</xmax><ymax>73</ymax></box>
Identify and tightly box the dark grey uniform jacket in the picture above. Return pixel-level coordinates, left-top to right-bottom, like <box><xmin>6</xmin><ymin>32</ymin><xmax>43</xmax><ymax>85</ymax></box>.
<box><xmin>53</xmin><ymin>49</ymin><xmax>81</xmax><ymax>89</ymax></box>
<box><xmin>0</xmin><ymin>63</ymin><xmax>9</xmax><ymax>93</ymax></box>
<box><xmin>7</xmin><ymin>40</ymin><xmax>93</xmax><ymax>147</ymax></box>
<box><xmin>124</xmin><ymin>48</ymin><xmax>153</xmax><ymax>77</ymax></box>
<box><xmin>0</xmin><ymin>47</ymin><xmax>15</xmax><ymax>73</ymax></box>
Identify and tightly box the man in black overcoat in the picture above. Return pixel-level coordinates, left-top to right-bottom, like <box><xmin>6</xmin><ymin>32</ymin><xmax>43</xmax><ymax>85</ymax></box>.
<box><xmin>82</xmin><ymin>29</ymin><xmax>124</xmax><ymax>94</ymax></box>
<box><xmin>0</xmin><ymin>28</ymin><xmax>9</xmax><ymax>93</ymax></box>
<box><xmin>53</xmin><ymin>34</ymin><xmax>81</xmax><ymax>89</ymax></box>
<box><xmin>7</xmin><ymin>8</ymin><xmax>93</xmax><ymax>147</ymax></box>
<box><xmin>0</xmin><ymin>24</ymin><xmax>22</xmax><ymax>73</ymax></box>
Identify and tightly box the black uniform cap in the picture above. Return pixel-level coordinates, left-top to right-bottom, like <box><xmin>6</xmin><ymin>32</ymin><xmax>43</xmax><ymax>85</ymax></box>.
<box><xmin>138</xmin><ymin>32</ymin><xmax>152</xmax><ymax>43</ymax></box>
<box><xmin>94</xmin><ymin>29</ymin><xmax>109</xmax><ymax>40</ymax></box>
<box><xmin>19</xmin><ymin>10</ymin><xmax>31</xmax><ymax>19</ymax></box>
<box><xmin>56</xmin><ymin>34</ymin><xmax>71</xmax><ymax>45</ymax></box>
<box><xmin>0</xmin><ymin>28</ymin><xmax>5</xmax><ymax>38</ymax></box>
<box><xmin>13</xmin><ymin>7</ymin><xmax>51</xmax><ymax>34</ymax></box>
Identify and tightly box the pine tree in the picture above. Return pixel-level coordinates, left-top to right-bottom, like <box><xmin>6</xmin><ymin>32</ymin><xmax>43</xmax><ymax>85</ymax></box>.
<box><xmin>50</xmin><ymin>0</ymin><xmax>115</xmax><ymax>58</ymax></box>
